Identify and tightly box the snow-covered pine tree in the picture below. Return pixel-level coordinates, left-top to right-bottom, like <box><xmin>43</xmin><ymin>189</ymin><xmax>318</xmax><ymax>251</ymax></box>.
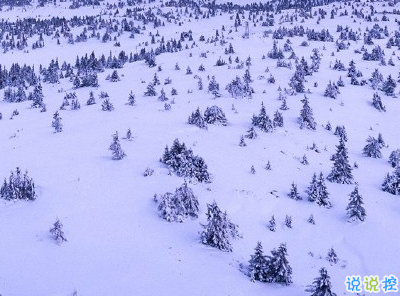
<box><xmin>208</xmin><ymin>76</ymin><xmax>221</xmax><ymax>98</ymax></box>
<box><xmin>362</xmin><ymin>136</ymin><xmax>382</xmax><ymax>158</ymax></box>
<box><xmin>245</xmin><ymin>126</ymin><xmax>258</xmax><ymax>139</ymax></box>
<box><xmin>252</xmin><ymin>102</ymin><xmax>273</xmax><ymax>132</ymax></box>
<box><xmin>175</xmin><ymin>182</ymin><xmax>199</xmax><ymax>218</ymax></box>
<box><xmin>381</xmin><ymin>74</ymin><xmax>396</xmax><ymax>96</ymax></box>
<box><xmin>200</xmin><ymin>201</ymin><xmax>241</xmax><ymax>252</ymax></box>
<box><xmin>299</xmin><ymin>96</ymin><xmax>317</xmax><ymax>130</ymax></box>
<box><xmin>248</xmin><ymin>242</ymin><xmax>268</xmax><ymax>282</ymax></box>
<box><xmin>188</xmin><ymin>107</ymin><xmax>207</xmax><ymax>129</ymax></box>
<box><xmin>382</xmin><ymin>166</ymin><xmax>400</xmax><ymax>195</ymax></box>
<box><xmin>268</xmin><ymin>215</ymin><xmax>276</xmax><ymax>231</ymax></box>
<box><xmin>326</xmin><ymin>247</ymin><xmax>339</xmax><ymax>264</ymax></box>
<box><xmin>110</xmin><ymin>70</ymin><xmax>120</xmax><ymax>82</ymax></box>
<box><xmin>372</xmin><ymin>92</ymin><xmax>386</xmax><ymax>112</ymax></box>
<box><xmin>346</xmin><ymin>186</ymin><xmax>366</xmax><ymax>222</ymax></box>
<box><xmin>203</xmin><ymin>105</ymin><xmax>227</xmax><ymax>126</ymax></box>
<box><xmin>0</xmin><ymin>168</ymin><xmax>37</xmax><ymax>201</ymax></box>
<box><xmin>144</xmin><ymin>83</ymin><xmax>157</xmax><ymax>96</ymax></box>
<box><xmin>334</xmin><ymin>125</ymin><xmax>347</xmax><ymax>142</ymax></box>
<box><xmin>288</xmin><ymin>182</ymin><xmax>302</xmax><ymax>200</ymax></box>
<box><xmin>370</xmin><ymin>68</ymin><xmax>384</xmax><ymax>90</ymax></box>
<box><xmin>30</xmin><ymin>83</ymin><xmax>44</xmax><ymax>108</ymax></box>
<box><xmin>306</xmin><ymin>173</ymin><xmax>318</xmax><ymax>202</ymax></box>
<box><xmin>389</xmin><ymin>149</ymin><xmax>400</xmax><ymax>168</ymax></box>
<box><xmin>264</xmin><ymin>243</ymin><xmax>293</xmax><ymax>285</ymax></box>
<box><xmin>284</xmin><ymin>215</ymin><xmax>292</xmax><ymax>228</ymax></box>
<box><xmin>101</xmin><ymin>98</ymin><xmax>114</xmax><ymax>111</ymax></box>
<box><xmin>324</xmin><ymin>81</ymin><xmax>339</xmax><ymax>99</ymax></box>
<box><xmin>126</xmin><ymin>91</ymin><xmax>136</xmax><ymax>106</ymax></box>
<box><xmin>273</xmin><ymin>110</ymin><xmax>283</xmax><ymax>128</ymax></box>
<box><xmin>239</xmin><ymin>135</ymin><xmax>247</xmax><ymax>147</ymax></box>
<box><xmin>308</xmin><ymin>214</ymin><xmax>315</xmax><ymax>224</ymax></box>
<box><xmin>49</xmin><ymin>218</ymin><xmax>67</xmax><ymax>243</ymax></box>
<box><xmin>306</xmin><ymin>268</ymin><xmax>336</xmax><ymax>296</ymax></box>
<box><xmin>52</xmin><ymin>111</ymin><xmax>63</xmax><ymax>132</ymax></box>
<box><xmin>87</xmin><ymin>91</ymin><xmax>96</xmax><ymax>105</ymax></box>
<box><xmin>109</xmin><ymin>131</ymin><xmax>126</xmax><ymax>160</ymax></box>
<box><xmin>327</xmin><ymin>137</ymin><xmax>353</xmax><ymax>184</ymax></box>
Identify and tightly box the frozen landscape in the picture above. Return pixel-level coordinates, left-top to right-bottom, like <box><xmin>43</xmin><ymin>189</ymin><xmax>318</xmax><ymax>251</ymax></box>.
<box><xmin>0</xmin><ymin>0</ymin><xmax>400</xmax><ymax>295</ymax></box>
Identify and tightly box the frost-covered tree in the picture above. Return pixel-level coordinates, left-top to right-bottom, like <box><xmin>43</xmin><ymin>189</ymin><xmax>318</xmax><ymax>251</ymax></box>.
<box><xmin>308</xmin><ymin>214</ymin><xmax>315</xmax><ymax>224</ymax></box>
<box><xmin>252</xmin><ymin>102</ymin><xmax>273</xmax><ymax>132</ymax></box>
<box><xmin>245</xmin><ymin>126</ymin><xmax>258</xmax><ymax>139</ymax></box>
<box><xmin>226</xmin><ymin>76</ymin><xmax>245</xmax><ymax>99</ymax></box>
<box><xmin>52</xmin><ymin>111</ymin><xmax>63</xmax><ymax>132</ymax></box>
<box><xmin>370</xmin><ymin>68</ymin><xmax>384</xmax><ymax>90</ymax></box>
<box><xmin>30</xmin><ymin>83</ymin><xmax>44</xmax><ymax>108</ymax></box>
<box><xmin>144</xmin><ymin>83</ymin><xmax>157</xmax><ymax>97</ymax></box>
<box><xmin>101</xmin><ymin>98</ymin><xmax>114</xmax><ymax>111</ymax></box>
<box><xmin>239</xmin><ymin>135</ymin><xmax>247</xmax><ymax>147</ymax></box>
<box><xmin>204</xmin><ymin>105</ymin><xmax>227</xmax><ymax>126</ymax></box>
<box><xmin>288</xmin><ymin>182</ymin><xmax>302</xmax><ymax>200</ymax></box>
<box><xmin>299</xmin><ymin>96</ymin><xmax>317</xmax><ymax>130</ymax></box>
<box><xmin>306</xmin><ymin>268</ymin><xmax>336</xmax><ymax>296</ymax></box>
<box><xmin>49</xmin><ymin>218</ymin><xmax>67</xmax><ymax>244</ymax></box>
<box><xmin>0</xmin><ymin>167</ymin><xmax>36</xmax><ymax>201</ymax></box>
<box><xmin>362</xmin><ymin>136</ymin><xmax>382</xmax><ymax>158</ymax></box>
<box><xmin>87</xmin><ymin>91</ymin><xmax>96</xmax><ymax>105</ymax></box>
<box><xmin>109</xmin><ymin>131</ymin><xmax>126</xmax><ymax>160</ymax></box>
<box><xmin>127</xmin><ymin>91</ymin><xmax>136</xmax><ymax>106</ymax></box>
<box><xmin>381</xmin><ymin>74</ymin><xmax>396</xmax><ymax>96</ymax></box>
<box><xmin>188</xmin><ymin>107</ymin><xmax>207</xmax><ymax>129</ymax></box>
<box><xmin>208</xmin><ymin>76</ymin><xmax>221</xmax><ymax>98</ymax></box>
<box><xmin>158</xmin><ymin>88</ymin><xmax>168</xmax><ymax>102</ymax></box>
<box><xmin>326</xmin><ymin>247</ymin><xmax>338</xmax><ymax>264</ymax></box>
<box><xmin>346</xmin><ymin>186</ymin><xmax>366</xmax><ymax>222</ymax></box>
<box><xmin>382</xmin><ymin>166</ymin><xmax>400</xmax><ymax>195</ymax></box>
<box><xmin>372</xmin><ymin>92</ymin><xmax>386</xmax><ymax>112</ymax></box>
<box><xmin>327</xmin><ymin>137</ymin><xmax>353</xmax><ymax>184</ymax></box>
<box><xmin>248</xmin><ymin>242</ymin><xmax>268</xmax><ymax>282</ymax></box>
<box><xmin>324</xmin><ymin>81</ymin><xmax>339</xmax><ymax>99</ymax></box>
<box><xmin>307</xmin><ymin>173</ymin><xmax>331</xmax><ymax>208</ymax></box>
<box><xmin>157</xmin><ymin>182</ymin><xmax>199</xmax><ymax>222</ymax></box>
<box><xmin>200</xmin><ymin>201</ymin><xmax>241</xmax><ymax>252</ymax></box>
<box><xmin>110</xmin><ymin>70</ymin><xmax>120</xmax><ymax>82</ymax></box>
<box><xmin>334</xmin><ymin>125</ymin><xmax>347</xmax><ymax>142</ymax></box>
<box><xmin>273</xmin><ymin>110</ymin><xmax>283</xmax><ymax>128</ymax></box>
<box><xmin>284</xmin><ymin>215</ymin><xmax>292</xmax><ymax>228</ymax></box>
<box><xmin>268</xmin><ymin>215</ymin><xmax>276</xmax><ymax>231</ymax></box>
<box><xmin>264</xmin><ymin>243</ymin><xmax>293</xmax><ymax>285</ymax></box>
<box><xmin>389</xmin><ymin>149</ymin><xmax>400</xmax><ymax>168</ymax></box>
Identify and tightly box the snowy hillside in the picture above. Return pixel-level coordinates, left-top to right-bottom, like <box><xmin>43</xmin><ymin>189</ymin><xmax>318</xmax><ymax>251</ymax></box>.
<box><xmin>0</xmin><ymin>0</ymin><xmax>400</xmax><ymax>295</ymax></box>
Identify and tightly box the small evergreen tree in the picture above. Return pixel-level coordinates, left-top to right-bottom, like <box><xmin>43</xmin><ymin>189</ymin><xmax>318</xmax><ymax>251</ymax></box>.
<box><xmin>326</xmin><ymin>247</ymin><xmax>339</xmax><ymax>264</ymax></box>
<box><xmin>346</xmin><ymin>186</ymin><xmax>366</xmax><ymax>222</ymax></box>
<box><xmin>382</xmin><ymin>167</ymin><xmax>400</xmax><ymax>195</ymax></box>
<box><xmin>381</xmin><ymin>74</ymin><xmax>396</xmax><ymax>96</ymax></box>
<box><xmin>49</xmin><ymin>218</ymin><xmax>67</xmax><ymax>243</ymax></box>
<box><xmin>87</xmin><ymin>91</ymin><xmax>96</xmax><ymax>105</ymax></box>
<box><xmin>372</xmin><ymin>92</ymin><xmax>386</xmax><ymax>111</ymax></box>
<box><xmin>284</xmin><ymin>215</ymin><xmax>292</xmax><ymax>228</ymax></box>
<box><xmin>389</xmin><ymin>149</ymin><xmax>400</xmax><ymax>168</ymax></box>
<box><xmin>306</xmin><ymin>268</ymin><xmax>336</xmax><ymax>296</ymax></box>
<box><xmin>327</xmin><ymin>138</ymin><xmax>353</xmax><ymax>184</ymax></box>
<box><xmin>273</xmin><ymin>110</ymin><xmax>284</xmax><ymax>128</ymax></box>
<box><xmin>288</xmin><ymin>182</ymin><xmax>302</xmax><ymax>200</ymax></box>
<box><xmin>101</xmin><ymin>98</ymin><xmax>114</xmax><ymax>111</ymax></box>
<box><xmin>362</xmin><ymin>136</ymin><xmax>382</xmax><ymax>158</ymax></box>
<box><xmin>239</xmin><ymin>135</ymin><xmax>247</xmax><ymax>147</ymax></box>
<box><xmin>204</xmin><ymin>106</ymin><xmax>227</xmax><ymax>126</ymax></box>
<box><xmin>245</xmin><ymin>126</ymin><xmax>258</xmax><ymax>139</ymax></box>
<box><xmin>127</xmin><ymin>91</ymin><xmax>136</xmax><ymax>106</ymax></box>
<box><xmin>264</xmin><ymin>243</ymin><xmax>293</xmax><ymax>285</ymax></box>
<box><xmin>268</xmin><ymin>215</ymin><xmax>276</xmax><ymax>231</ymax></box>
<box><xmin>308</xmin><ymin>214</ymin><xmax>315</xmax><ymax>224</ymax></box>
<box><xmin>52</xmin><ymin>111</ymin><xmax>63</xmax><ymax>132</ymax></box>
<box><xmin>144</xmin><ymin>83</ymin><xmax>157</xmax><ymax>96</ymax></box>
<box><xmin>188</xmin><ymin>107</ymin><xmax>207</xmax><ymax>129</ymax></box>
<box><xmin>109</xmin><ymin>132</ymin><xmax>126</xmax><ymax>160</ymax></box>
<box><xmin>252</xmin><ymin>102</ymin><xmax>273</xmax><ymax>132</ymax></box>
<box><xmin>299</xmin><ymin>96</ymin><xmax>317</xmax><ymax>130</ymax></box>
<box><xmin>110</xmin><ymin>70</ymin><xmax>120</xmax><ymax>82</ymax></box>
<box><xmin>200</xmin><ymin>202</ymin><xmax>241</xmax><ymax>252</ymax></box>
<box><xmin>248</xmin><ymin>242</ymin><xmax>268</xmax><ymax>282</ymax></box>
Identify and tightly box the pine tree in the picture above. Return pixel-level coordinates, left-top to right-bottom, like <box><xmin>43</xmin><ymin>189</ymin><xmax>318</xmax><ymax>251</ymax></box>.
<box><xmin>284</xmin><ymin>215</ymin><xmax>292</xmax><ymax>228</ymax></box>
<box><xmin>204</xmin><ymin>105</ymin><xmax>227</xmax><ymax>126</ymax></box>
<box><xmin>248</xmin><ymin>242</ymin><xmax>268</xmax><ymax>282</ymax></box>
<box><xmin>30</xmin><ymin>83</ymin><xmax>44</xmax><ymax>108</ymax></box>
<box><xmin>381</xmin><ymin>74</ymin><xmax>396</xmax><ymax>96</ymax></box>
<box><xmin>307</xmin><ymin>173</ymin><xmax>332</xmax><ymax>208</ymax></box>
<box><xmin>288</xmin><ymin>182</ymin><xmax>302</xmax><ymax>200</ymax></box>
<box><xmin>299</xmin><ymin>96</ymin><xmax>317</xmax><ymax>130</ymax></box>
<box><xmin>268</xmin><ymin>215</ymin><xmax>276</xmax><ymax>231</ymax></box>
<box><xmin>101</xmin><ymin>98</ymin><xmax>114</xmax><ymax>111</ymax></box>
<box><xmin>188</xmin><ymin>107</ymin><xmax>207</xmax><ymax>129</ymax></box>
<box><xmin>264</xmin><ymin>243</ymin><xmax>293</xmax><ymax>285</ymax></box>
<box><xmin>372</xmin><ymin>92</ymin><xmax>386</xmax><ymax>112</ymax></box>
<box><xmin>327</xmin><ymin>138</ymin><xmax>353</xmax><ymax>184</ymax></box>
<box><xmin>110</xmin><ymin>70</ymin><xmax>120</xmax><ymax>82</ymax></box>
<box><xmin>362</xmin><ymin>136</ymin><xmax>382</xmax><ymax>158</ymax></box>
<box><xmin>127</xmin><ymin>91</ymin><xmax>136</xmax><ymax>106</ymax></box>
<box><xmin>273</xmin><ymin>110</ymin><xmax>284</xmax><ymax>128</ymax></box>
<box><xmin>389</xmin><ymin>149</ymin><xmax>400</xmax><ymax>168</ymax></box>
<box><xmin>52</xmin><ymin>111</ymin><xmax>63</xmax><ymax>132</ymax></box>
<box><xmin>109</xmin><ymin>132</ymin><xmax>126</xmax><ymax>160</ymax></box>
<box><xmin>324</xmin><ymin>81</ymin><xmax>339</xmax><ymax>99</ymax></box>
<box><xmin>346</xmin><ymin>186</ymin><xmax>366</xmax><ymax>222</ymax></box>
<box><xmin>326</xmin><ymin>247</ymin><xmax>339</xmax><ymax>264</ymax></box>
<box><xmin>49</xmin><ymin>218</ymin><xmax>67</xmax><ymax>243</ymax></box>
<box><xmin>158</xmin><ymin>88</ymin><xmax>169</xmax><ymax>102</ymax></box>
<box><xmin>87</xmin><ymin>91</ymin><xmax>96</xmax><ymax>105</ymax></box>
<box><xmin>245</xmin><ymin>126</ymin><xmax>258</xmax><ymax>139</ymax></box>
<box><xmin>308</xmin><ymin>214</ymin><xmax>315</xmax><ymax>224</ymax></box>
<box><xmin>144</xmin><ymin>83</ymin><xmax>157</xmax><ymax>96</ymax></box>
<box><xmin>252</xmin><ymin>102</ymin><xmax>273</xmax><ymax>132</ymax></box>
<box><xmin>306</xmin><ymin>268</ymin><xmax>336</xmax><ymax>296</ymax></box>
<box><xmin>200</xmin><ymin>202</ymin><xmax>241</xmax><ymax>252</ymax></box>
<box><xmin>239</xmin><ymin>135</ymin><xmax>247</xmax><ymax>147</ymax></box>
<box><xmin>208</xmin><ymin>76</ymin><xmax>220</xmax><ymax>98</ymax></box>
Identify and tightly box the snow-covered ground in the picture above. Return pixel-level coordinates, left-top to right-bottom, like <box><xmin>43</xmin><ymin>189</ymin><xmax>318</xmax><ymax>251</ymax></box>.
<box><xmin>0</xmin><ymin>0</ymin><xmax>400</xmax><ymax>295</ymax></box>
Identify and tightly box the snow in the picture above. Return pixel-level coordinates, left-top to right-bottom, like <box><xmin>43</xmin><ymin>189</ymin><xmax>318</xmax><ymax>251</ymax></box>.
<box><xmin>0</xmin><ymin>0</ymin><xmax>400</xmax><ymax>295</ymax></box>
